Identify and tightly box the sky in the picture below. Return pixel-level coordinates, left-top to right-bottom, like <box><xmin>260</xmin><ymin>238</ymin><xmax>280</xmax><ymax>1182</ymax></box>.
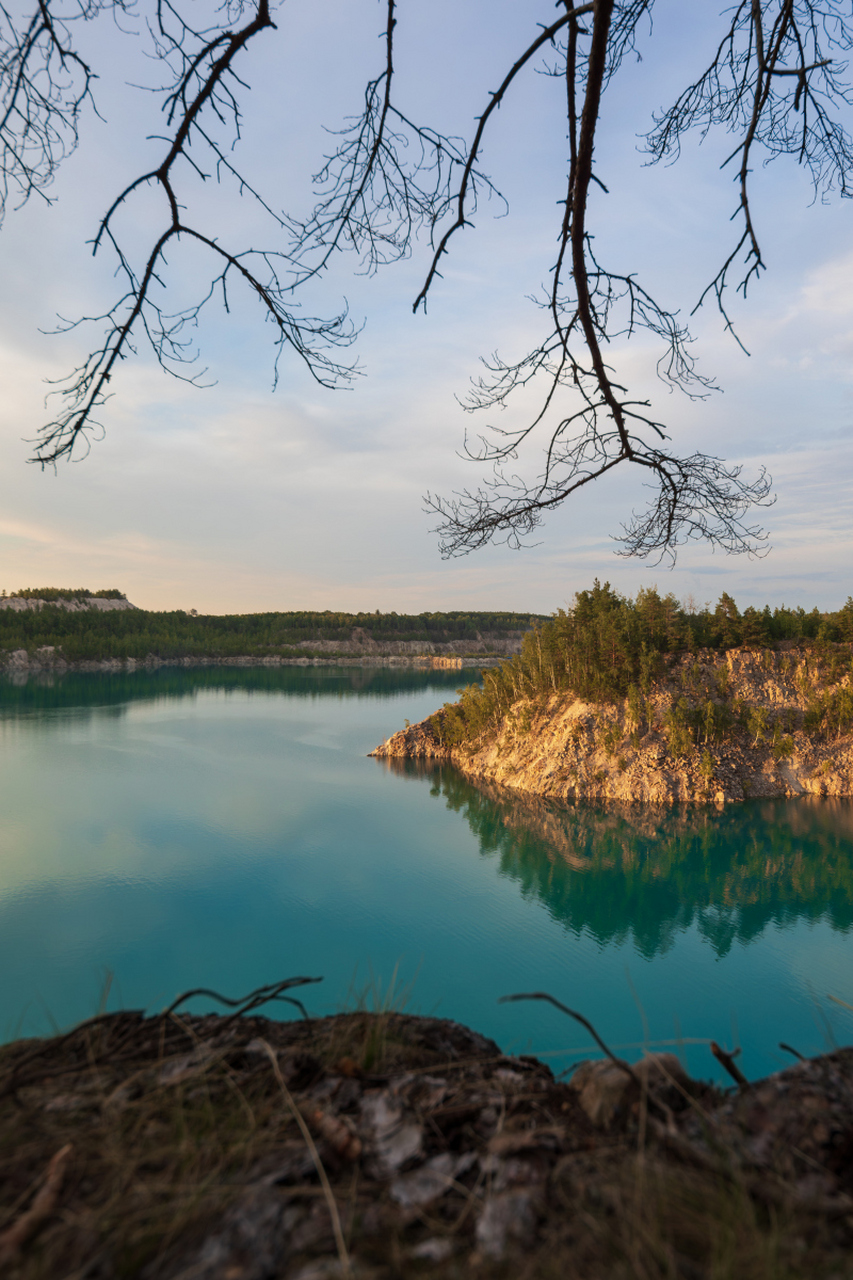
<box><xmin>1</xmin><ymin>0</ymin><xmax>852</xmax><ymax>615</ymax></box>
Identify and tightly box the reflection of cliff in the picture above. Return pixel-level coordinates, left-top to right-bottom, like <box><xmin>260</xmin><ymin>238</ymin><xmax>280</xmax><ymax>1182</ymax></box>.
<box><xmin>379</xmin><ymin>758</ymin><xmax>853</xmax><ymax>958</ymax></box>
<box><xmin>0</xmin><ymin>666</ymin><xmax>478</xmax><ymax>720</ymax></box>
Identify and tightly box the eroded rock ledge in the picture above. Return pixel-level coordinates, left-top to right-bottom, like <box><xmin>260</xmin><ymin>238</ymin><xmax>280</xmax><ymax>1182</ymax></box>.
<box><xmin>372</xmin><ymin>645</ymin><xmax>853</xmax><ymax>804</ymax></box>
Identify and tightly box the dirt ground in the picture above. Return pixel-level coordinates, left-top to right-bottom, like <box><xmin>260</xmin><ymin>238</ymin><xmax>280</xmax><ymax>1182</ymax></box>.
<box><xmin>2</xmin><ymin>1001</ymin><xmax>853</xmax><ymax>1279</ymax></box>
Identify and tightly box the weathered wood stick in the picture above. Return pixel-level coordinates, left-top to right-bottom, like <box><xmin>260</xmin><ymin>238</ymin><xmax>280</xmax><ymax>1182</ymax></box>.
<box><xmin>710</xmin><ymin>1041</ymin><xmax>748</xmax><ymax>1088</ymax></box>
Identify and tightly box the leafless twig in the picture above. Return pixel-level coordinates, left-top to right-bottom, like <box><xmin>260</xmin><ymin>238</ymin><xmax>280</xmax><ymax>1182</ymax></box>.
<box><xmin>5</xmin><ymin>1</ymin><xmax>851</xmax><ymax>559</ymax></box>
<box><xmin>499</xmin><ymin>989</ymin><xmax>640</xmax><ymax>1085</ymax></box>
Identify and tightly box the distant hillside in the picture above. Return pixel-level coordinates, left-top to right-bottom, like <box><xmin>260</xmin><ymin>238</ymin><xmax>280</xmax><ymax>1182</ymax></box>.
<box><xmin>0</xmin><ymin>588</ymin><xmax>135</xmax><ymax>614</ymax></box>
<box><xmin>2</xmin><ymin>587</ymin><xmax>128</xmax><ymax>601</ymax></box>
<box><xmin>0</xmin><ymin>600</ymin><xmax>544</xmax><ymax>666</ymax></box>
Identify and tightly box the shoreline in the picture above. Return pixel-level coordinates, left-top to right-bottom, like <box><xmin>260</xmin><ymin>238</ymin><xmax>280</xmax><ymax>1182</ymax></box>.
<box><xmin>0</xmin><ymin>652</ymin><xmax>501</xmax><ymax>675</ymax></box>
<box><xmin>372</xmin><ymin>645</ymin><xmax>853</xmax><ymax>804</ymax></box>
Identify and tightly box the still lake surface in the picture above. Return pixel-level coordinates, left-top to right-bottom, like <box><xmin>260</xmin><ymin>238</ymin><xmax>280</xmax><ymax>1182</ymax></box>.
<box><xmin>1</xmin><ymin>665</ymin><xmax>852</xmax><ymax>1082</ymax></box>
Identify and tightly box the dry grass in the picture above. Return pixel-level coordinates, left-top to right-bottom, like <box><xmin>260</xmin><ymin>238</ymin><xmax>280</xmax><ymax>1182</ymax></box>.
<box><xmin>1</xmin><ymin>1006</ymin><xmax>852</xmax><ymax>1279</ymax></box>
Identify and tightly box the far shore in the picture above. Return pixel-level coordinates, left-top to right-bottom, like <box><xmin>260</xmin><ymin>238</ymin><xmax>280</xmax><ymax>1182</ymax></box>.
<box><xmin>0</xmin><ymin>652</ymin><xmax>499</xmax><ymax>675</ymax></box>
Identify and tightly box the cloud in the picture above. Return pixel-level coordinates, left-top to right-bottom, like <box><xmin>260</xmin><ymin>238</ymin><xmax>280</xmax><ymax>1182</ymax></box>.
<box><xmin>1</xmin><ymin>7</ymin><xmax>852</xmax><ymax>613</ymax></box>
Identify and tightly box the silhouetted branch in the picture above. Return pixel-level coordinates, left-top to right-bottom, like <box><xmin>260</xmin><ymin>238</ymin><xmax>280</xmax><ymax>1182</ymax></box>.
<box><xmin>4</xmin><ymin>0</ymin><xmax>850</xmax><ymax>558</ymax></box>
<box><xmin>428</xmin><ymin>443</ymin><xmax>773</xmax><ymax>562</ymax></box>
<box><xmin>163</xmin><ymin>975</ymin><xmax>324</xmax><ymax>1023</ymax></box>
<box><xmin>0</xmin><ymin>0</ymin><xmax>99</xmax><ymax>222</ymax></box>
<box><xmin>20</xmin><ymin>0</ymin><xmax>359</xmax><ymax>466</ymax></box>
<box><xmin>499</xmin><ymin>990</ymin><xmax>640</xmax><ymax>1083</ymax></box>
<box><xmin>422</xmin><ymin>1</ymin><xmax>853</xmax><ymax>559</ymax></box>
<box><xmin>647</xmin><ymin>0</ymin><xmax>853</xmax><ymax>338</ymax></box>
<box><xmin>289</xmin><ymin>0</ymin><xmax>506</xmax><ymax>291</ymax></box>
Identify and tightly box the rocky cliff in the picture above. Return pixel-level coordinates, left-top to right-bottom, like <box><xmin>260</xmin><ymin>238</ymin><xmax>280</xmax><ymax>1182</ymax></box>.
<box><xmin>0</xmin><ymin>596</ymin><xmax>137</xmax><ymax>612</ymax></box>
<box><xmin>371</xmin><ymin>644</ymin><xmax>853</xmax><ymax>804</ymax></box>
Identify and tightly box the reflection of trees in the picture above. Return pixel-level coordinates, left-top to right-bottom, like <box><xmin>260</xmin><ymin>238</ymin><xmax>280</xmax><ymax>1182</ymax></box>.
<box><xmin>385</xmin><ymin>760</ymin><xmax>853</xmax><ymax>958</ymax></box>
<box><xmin>0</xmin><ymin>666</ymin><xmax>477</xmax><ymax>720</ymax></box>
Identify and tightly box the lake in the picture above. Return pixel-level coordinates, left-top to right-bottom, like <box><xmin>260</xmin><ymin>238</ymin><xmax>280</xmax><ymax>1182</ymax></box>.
<box><xmin>1</xmin><ymin>665</ymin><xmax>852</xmax><ymax>1083</ymax></box>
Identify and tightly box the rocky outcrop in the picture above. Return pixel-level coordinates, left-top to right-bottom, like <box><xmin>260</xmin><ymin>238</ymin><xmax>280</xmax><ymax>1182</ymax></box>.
<box><xmin>4</xmin><ymin>646</ymin><xmax>67</xmax><ymax>674</ymax></box>
<box><xmin>3</xmin><ymin>1008</ymin><xmax>853</xmax><ymax>1279</ymax></box>
<box><xmin>0</xmin><ymin>596</ymin><xmax>137</xmax><ymax>612</ymax></box>
<box><xmin>371</xmin><ymin>645</ymin><xmax>853</xmax><ymax>804</ymax></box>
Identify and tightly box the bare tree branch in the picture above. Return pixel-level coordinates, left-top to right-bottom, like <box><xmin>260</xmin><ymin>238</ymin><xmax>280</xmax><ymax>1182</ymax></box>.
<box><xmin>646</xmin><ymin>0</ymin><xmax>853</xmax><ymax>338</ymax></box>
<box><xmin>0</xmin><ymin>0</ymin><xmax>100</xmax><ymax>222</ymax></box>
<box><xmin>423</xmin><ymin>0</ymin><xmax>773</xmax><ymax>560</ymax></box>
<box><xmin>25</xmin><ymin>0</ymin><xmax>359</xmax><ymax>465</ymax></box>
<box><xmin>288</xmin><ymin>0</ymin><xmax>508</xmax><ymax>290</ymax></box>
<box><xmin>412</xmin><ymin>6</ymin><xmax>592</xmax><ymax>312</ymax></box>
<box><xmin>3</xmin><ymin>0</ymin><xmax>850</xmax><ymax>560</ymax></box>
<box><xmin>422</xmin><ymin>1</ymin><xmax>846</xmax><ymax>558</ymax></box>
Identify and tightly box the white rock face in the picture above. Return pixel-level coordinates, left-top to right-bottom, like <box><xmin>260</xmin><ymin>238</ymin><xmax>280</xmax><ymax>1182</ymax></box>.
<box><xmin>0</xmin><ymin>597</ymin><xmax>137</xmax><ymax>612</ymax></box>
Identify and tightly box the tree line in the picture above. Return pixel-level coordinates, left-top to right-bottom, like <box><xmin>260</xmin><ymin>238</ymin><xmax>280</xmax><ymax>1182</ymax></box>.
<box><xmin>431</xmin><ymin>581</ymin><xmax>853</xmax><ymax>748</ymax></box>
<box><xmin>0</xmin><ymin>605</ymin><xmax>543</xmax><ymax>663</ymax></box>
<box><xmin>2</xmin><ymin>588</ymin><xmax>127</xmax><ymax>601</ymax></box>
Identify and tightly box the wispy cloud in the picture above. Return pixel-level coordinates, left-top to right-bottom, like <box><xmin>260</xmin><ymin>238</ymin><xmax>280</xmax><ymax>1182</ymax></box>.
<box><xmin>0</xmin><ymin>7</ymin><xmax>851</xmax><ymax>613</ymax></box>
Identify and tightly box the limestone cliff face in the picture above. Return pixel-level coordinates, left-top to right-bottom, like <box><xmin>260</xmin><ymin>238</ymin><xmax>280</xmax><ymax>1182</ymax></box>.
<box><xmin>0</xmin><ymin>596</ymin><xmax>136</xmax><ymax>612</ymax></box>
<box><xmin>371</xmin><ymin>645</ymin><xmax>853</xmax><ymax>804</ymax></box>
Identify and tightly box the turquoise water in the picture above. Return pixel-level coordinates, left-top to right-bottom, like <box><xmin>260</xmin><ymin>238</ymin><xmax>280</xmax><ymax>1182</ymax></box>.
<box><xmin>1</xmin><ymin>666</ymin><xmax>852</xmax><ymax>1083</ymax></box>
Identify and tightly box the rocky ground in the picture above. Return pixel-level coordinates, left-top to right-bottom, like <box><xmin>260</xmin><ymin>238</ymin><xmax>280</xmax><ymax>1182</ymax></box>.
<box><xmin>2</xmin><ymin>1004</ymin><xmax>853</xmax><ymax>1279</ymax></box>
<box><xmin>372</xmin><ymin>645</ymin><xmax>853</xmax><ymax>804</ymax></box>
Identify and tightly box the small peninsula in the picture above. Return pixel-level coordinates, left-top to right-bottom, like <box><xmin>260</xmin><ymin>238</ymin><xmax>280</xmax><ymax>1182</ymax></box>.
<box><xmin>372</xmin><ymin>582</ymin><xmax>853</xmax><ymax>804</ymax></box>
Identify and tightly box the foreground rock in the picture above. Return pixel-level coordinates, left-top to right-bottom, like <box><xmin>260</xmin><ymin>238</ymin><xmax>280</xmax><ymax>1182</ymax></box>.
<box><xmin>2</xmin><ymin>1008</ymin><xmax>852</xmax><ymax>1278</ymax></box>
<box><xmin>372</xmin><ymin>644</ymin><xmax>853</xmax><ymax>803</ymax></box>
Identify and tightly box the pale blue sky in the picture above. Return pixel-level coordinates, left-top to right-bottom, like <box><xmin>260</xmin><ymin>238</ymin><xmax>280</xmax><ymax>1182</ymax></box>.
<box><xmin>0</xmin><ymin>0</ymin><xmax>851</xmax><ymax>613</ymax></box>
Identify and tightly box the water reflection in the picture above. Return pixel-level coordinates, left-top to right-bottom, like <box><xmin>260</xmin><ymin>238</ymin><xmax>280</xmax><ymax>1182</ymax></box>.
<box><xmin>380</xmin><ymin>759</ymin><xmax>853</xmax><ymax>958</ymax></box>
<box><xmin>0</xmin><ymin>665</ymin><xmax>478</xmax><ymax>724</ymax></box>
<box><xmin>1</xmin><ymin>668</ymin><xmax>851</xmax><ymax>1072</ymax></box>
